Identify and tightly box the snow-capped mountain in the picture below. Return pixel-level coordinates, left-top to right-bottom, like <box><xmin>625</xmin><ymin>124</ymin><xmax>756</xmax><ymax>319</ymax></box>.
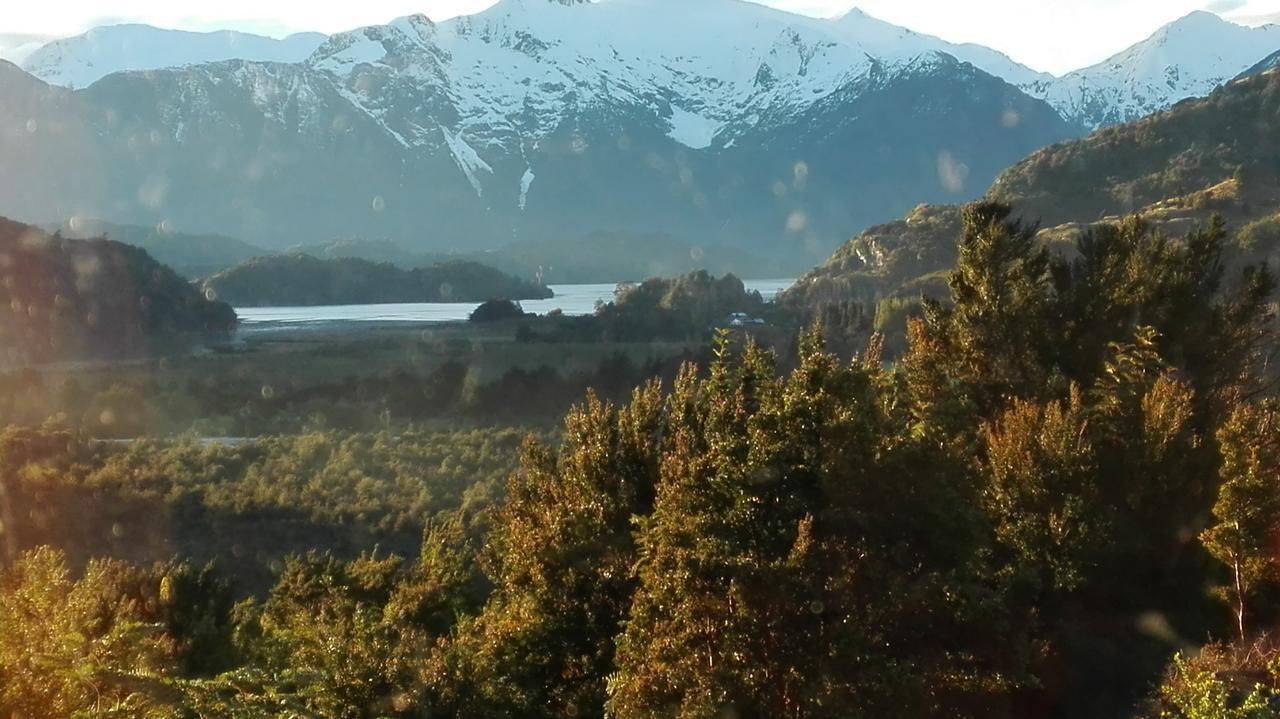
<box><xmin>1022</xmin><ymin>11</ymin><xmax>1280</xmax><ymax>129</ymax></box>
<box><xmin>302</xmin><ymin>0</ymin><xmax>1053</xmax><ymax>153</ymax></box>
<box><xmin>21</xmin><ymin>25</ymin><xmax>327</xmax><ymax>89</ymax></box>
<box><xmin>0</xmin><ymin>0</ymin><xmax>1077</xmax><ymax>262</ymax></box>
<box><xmin>1240</xmin><ymin>49</ymin><xmax>1280</xmax><ymax>79</ymax></box>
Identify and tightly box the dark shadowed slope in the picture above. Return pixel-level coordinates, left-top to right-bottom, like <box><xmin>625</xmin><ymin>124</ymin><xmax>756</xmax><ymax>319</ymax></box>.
<box><xmin>0</xmin><ymin>216</ymin><xmax>236</xmax><ymax>363</ymax></box>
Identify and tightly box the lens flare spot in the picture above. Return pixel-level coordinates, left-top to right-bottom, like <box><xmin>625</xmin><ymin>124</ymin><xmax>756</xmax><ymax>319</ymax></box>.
<box><xmin>786</xmin><ymin>211</ymin><xmax>809</xmax><ymax>233</ymax></box>
<box><xmin>937</xmin><ymin>151</ymin><xmax>970</xmax><ymax>194</ymax></box>
<box><xmin>793</xmin><ymin>161</ymin><xmax>809</xmax><ymax>189</ymax></box>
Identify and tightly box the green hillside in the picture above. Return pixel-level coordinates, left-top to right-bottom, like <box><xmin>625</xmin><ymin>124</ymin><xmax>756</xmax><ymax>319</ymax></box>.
<box><xmin>0</xmin><ymin>217</ymin><xmax>236</xmax><ymax>363</ymax></box>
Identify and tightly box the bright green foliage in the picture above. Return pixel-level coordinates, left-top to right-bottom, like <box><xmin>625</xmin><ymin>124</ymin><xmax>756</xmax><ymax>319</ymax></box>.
<box><xmin>914</xmin><ymin>202</ymin><xmax>1052</xmax><ymax>418</ymax></box>
<box><xmin>0</xmin><ymin>548</ymin><xmax>177</xmax><ymax>718</ymax></box>
<box><xmin>234</xmin><ymin>551</ymin><xmax>435</xmax><ymax>719</ymax></box>
<box><xmin>608</xmin><ymin>331</ymin><xmax>1006</xmax><ymax>718</ymax></box>
<box><xmin>982</xmin><ymin>388</ymin><xmax>1098</xmax><ymax>594</ymax></box>
<box><xmin>1154</xmin><ymin>643</ymin><xmax>1280</xmax><ymax>719</ymax></box>
<box><xmin>428</xmin><ymin>384</ymin><xmax>666</xmax><ymax>717</ymax></box>
<box><xmin>1202</xmin><ymin>400</ymin><xmax>1280</xmax><ymax>640</ymax></box>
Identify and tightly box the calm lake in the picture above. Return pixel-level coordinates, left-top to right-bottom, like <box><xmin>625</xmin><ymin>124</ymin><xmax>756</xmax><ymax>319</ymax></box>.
<box><xmin>235</xmin><ymin>279</ymin><xmax>797</xmax><ymax>330</ymax></box>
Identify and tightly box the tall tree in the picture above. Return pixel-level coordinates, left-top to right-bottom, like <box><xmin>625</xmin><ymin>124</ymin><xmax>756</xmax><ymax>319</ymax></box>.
<box><xmin>428</xmin><ymin>383</ymin><xmax>666</xmax><ymax>717</ymax></box>
<box><xmin>1202</xmin><ymin>400</ymin><xmax>1280</xmax><ymax>641</ymax></box>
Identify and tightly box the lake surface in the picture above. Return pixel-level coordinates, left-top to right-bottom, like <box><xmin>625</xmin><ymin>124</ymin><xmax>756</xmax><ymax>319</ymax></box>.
<box><xmin>235</xmin><ymin>279</ymin><xmax>796</xmax><ymax>330</ymax></box>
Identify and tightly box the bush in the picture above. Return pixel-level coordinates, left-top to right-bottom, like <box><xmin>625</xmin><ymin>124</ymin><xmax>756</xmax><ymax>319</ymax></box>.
<box><xmin>469</xmin><ymin>299</ymin><xmax>528</xmax><ymax>322</ymax></box>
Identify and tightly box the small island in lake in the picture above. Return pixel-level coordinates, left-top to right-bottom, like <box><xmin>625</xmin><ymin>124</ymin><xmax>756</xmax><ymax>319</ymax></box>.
<box><xmin>202</xmin><ymin>254</ymin><xmax>554</xmax><ymax>307</ymax></box>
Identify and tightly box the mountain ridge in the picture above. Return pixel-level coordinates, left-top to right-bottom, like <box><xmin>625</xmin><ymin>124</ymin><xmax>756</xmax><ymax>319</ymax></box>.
<box><xmin>0</xmin><ymin>14</ymin><xmax>1076</xmax><ymax>262</ymax></box>
<box><xmin>4</xmin><ymin>3</ymin><xmax>1278</xmax><ymax>264</ymax></box>
<box><xmin>783</xmin><ymin>66</ymin><xmax>1280</xmax><ymax>307</ymax></box>
<box><xmin>21</xmin><ymin>25</ymin><xmax>326</xmax><ymax>89</ymax></box>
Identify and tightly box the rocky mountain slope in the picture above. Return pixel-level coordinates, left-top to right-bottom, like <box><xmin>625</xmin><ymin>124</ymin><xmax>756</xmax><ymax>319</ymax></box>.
<box><xmin>784</xmin><ymin>66</ymin><xmax>1280</xmax><ymax>307</ymax></box>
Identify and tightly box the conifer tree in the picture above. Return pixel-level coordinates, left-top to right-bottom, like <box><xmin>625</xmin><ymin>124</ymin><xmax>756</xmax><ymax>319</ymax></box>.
<box><xmin>1202</xmin><ymin>400</ymin><xmax>1280</xmax><ymax>641</ymax></box>
<box><xmin>429</xmin><ymin>383</ymin><xmax>666</xmax><ymax>717</ymax></box>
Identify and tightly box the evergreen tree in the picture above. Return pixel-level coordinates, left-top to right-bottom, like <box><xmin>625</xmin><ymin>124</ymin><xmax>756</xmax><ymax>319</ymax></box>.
<box><xmin>428</xmin><ymin>383</ymin><xmax>666</xmax><ymax>717</ymax></box>
<box><xmin>1202</xmin><ymin>400</ymin><xmax>1280</xmax><ymax>641</ymax></box>
<box><xmin>609</xmin><ymin>331</ymin><xmax>1009</xmax><ymax>718</ymax></box>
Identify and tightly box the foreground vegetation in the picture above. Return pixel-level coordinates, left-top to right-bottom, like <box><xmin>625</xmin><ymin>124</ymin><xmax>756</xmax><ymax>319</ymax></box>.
<box><xmin>2</xmin><ymin>202</ymin><xmax>1278</xmax><ymax>717</ymax></box>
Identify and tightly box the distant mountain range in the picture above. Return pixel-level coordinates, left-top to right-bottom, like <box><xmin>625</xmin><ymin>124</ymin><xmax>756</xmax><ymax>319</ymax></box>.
<box><xmin>784</xmin><ymin>65</ymin><xmax>1280</xmax><ymax>307</ymax></box>
<box><xmin>0</xmin><ymin>2</ymin><xmax>1276</xmax><ymax>265</ymax></box>
<box><xmin>1022</xmin><ymin>11</ymin><xmax>1280</xmax><ymax>129</ymax></box>
<box><xmin>21</xmin><ymin>25</ymin><xmax>325</xmax><ymax>89</ymax></box>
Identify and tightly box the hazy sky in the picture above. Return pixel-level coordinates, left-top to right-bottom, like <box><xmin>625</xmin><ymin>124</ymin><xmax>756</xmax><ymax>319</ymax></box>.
<box><xmin>0</xmin><ymin>0</ymin><xmax>1277</xmax><ymax>75</ymax></box>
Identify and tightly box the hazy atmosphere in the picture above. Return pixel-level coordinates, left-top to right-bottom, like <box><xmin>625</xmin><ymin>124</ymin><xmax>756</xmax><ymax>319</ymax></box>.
<box><xmin>3</xmin><ymin>0</ymin><xmax>1280</xmax><ymax>717</ymax></box>
<box><xmin>0</xmin><ymin>0</ymin><xmax>1277</xmax><ymax>72</ymax></box>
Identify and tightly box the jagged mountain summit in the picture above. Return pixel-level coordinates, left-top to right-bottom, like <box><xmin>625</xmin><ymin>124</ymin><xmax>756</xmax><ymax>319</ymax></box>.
<box><xmin>6</xmin><ymin>1</ymin><xmax>1276</xmax><ymax>264</ymax></box>
<box><xmin>303</xmin><ymin>0</ymin><xmax>1049</xmax><ymax>153</ymax></box>
<box><xmin>0</xmin><ymin>0</ymin><xmax>1076</xmax><ymax>264</ymax></box>
<box><xmin>1021</xmin><ymin>11</ymin><xmax>1280</xmax><ymax>129</ymax></box>
<box><xmin>21</xmin><ymin>25</ymin><xmax>327</xmax><ymax>89</ymax></box>
<box><xmin>19</xmin><ymin>4</ymin><xmax>1280</xmax><ymax>139</ymax></box>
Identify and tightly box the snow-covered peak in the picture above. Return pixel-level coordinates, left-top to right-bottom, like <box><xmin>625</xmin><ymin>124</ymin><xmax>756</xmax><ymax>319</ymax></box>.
<box><xmin>21</xmin><ymin>24</ymin><xmax>326</xmax><ymax>89</ymax></box>
<box><xmin>309</xmin><ymin>14</ymin><xmax>442</xmax><ymax>74</ymax></box>
<box><xmin>1239</xmin><ymin>49</ymin><xmax>1280</xmax><ymax>79</ymax></box>
<box><xmin>1023</xmin><ymin>11</ymin><xmax>1280</xmax><ymax>128</ymax></box>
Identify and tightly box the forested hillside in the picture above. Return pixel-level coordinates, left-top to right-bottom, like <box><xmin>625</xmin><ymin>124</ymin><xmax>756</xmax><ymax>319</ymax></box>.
<box><xmin>49</xmin><ymin>218</ymin><xmax>268</xmax><ymax>279</ymax></box>
<box><xmin>3</xmin><ymin>203</ymin><xmax>1277</xmax><ymax>717</ymax></box>
<box><xmin>784</xmin><ymin>67</ymin><xmax>1280</xmax><ymax>308</ymax></box>
<box><xmin>0</xmin><ymin>217</ymin><xmax>235</xmax><ymax>364</ymax></box>
<box><xmin>202</xmin><ymin>255</ymin><xmax>553</xmax><ymax>306</ymax></box>
<box><xmin>292</xmin><ymin>232</ymin><xmax>787</xmax><ymax>284</ymax></box>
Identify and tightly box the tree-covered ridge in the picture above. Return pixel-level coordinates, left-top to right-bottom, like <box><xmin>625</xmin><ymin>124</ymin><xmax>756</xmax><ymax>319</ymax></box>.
<box><xmin>989</xmin><ymin>68</ymin><xmax>1280</xmax><ymax>227</ymax></box>
<box><xmin>201</xmin><ymin>254</ymin><xmax>553</xmax><ymax>307</ymax></box>
<box><xmin>2</xmin><ymin>203</ymin><xmax>1277</xmax><ymax>717</ymax></box>
<box><xmin>293</xmin><ymin>231</ymin><xmax>788</xmax><ymax>284</ymax></box>
<box><xmin>520</xmin><ymin>270</ymin><xmax>768</xmax><ymax>342</ymax></box>
<box><xmin>0</xmin><ymin>216</ymin><xmax>236</xmax><ymax>364</ymax></box>
<box><xmin>47</xmin><ymin>218</ymin><xmax>270</xmax><ymax>279</ymax></box>
<box><xmin>784</xmin><ymin>67</ymin><xmax>1280</xmax><ymax>309</ymax></box>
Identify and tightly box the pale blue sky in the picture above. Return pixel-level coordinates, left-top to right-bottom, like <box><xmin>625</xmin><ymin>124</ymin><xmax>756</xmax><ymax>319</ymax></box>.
<box><xmin>0</xmin><ymin>0</ymin><xmax>1277</xmax><ymax>74</ymax></box>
